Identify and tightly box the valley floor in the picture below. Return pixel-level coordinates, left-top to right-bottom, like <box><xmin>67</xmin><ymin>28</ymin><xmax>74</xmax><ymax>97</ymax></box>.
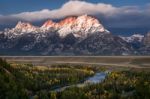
<box><xmin>1</xmin><ymin>56</ymin><xmax>150</xmax><ymax>69</ymax></box>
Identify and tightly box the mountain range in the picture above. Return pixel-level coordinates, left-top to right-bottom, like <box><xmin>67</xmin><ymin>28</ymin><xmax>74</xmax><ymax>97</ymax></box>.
<box><xmin>0</xmin><ymin>15</ymin><xmax>150</xmax><ymax>55</ymax></box>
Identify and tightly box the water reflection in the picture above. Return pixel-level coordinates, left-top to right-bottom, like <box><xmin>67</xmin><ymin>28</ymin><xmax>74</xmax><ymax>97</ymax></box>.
<box><xmin>85</xmin><ymin>72</ymin><xmax>107</xmax><ymax>84</ymax></box>
<box><xmin>54</xmin><ymin>71</ymin><xmax>108</xmax><ymax>92</ymax></box>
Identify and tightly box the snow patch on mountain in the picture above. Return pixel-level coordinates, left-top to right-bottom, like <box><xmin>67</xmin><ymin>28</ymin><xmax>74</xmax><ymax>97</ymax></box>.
<box><xmin>120</xmin><ymin>34</ymin><xmax>144</xmax><ymax>43</ymax></box>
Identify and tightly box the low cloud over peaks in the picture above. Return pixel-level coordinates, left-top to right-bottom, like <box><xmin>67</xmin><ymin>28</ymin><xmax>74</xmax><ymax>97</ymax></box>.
<box><xmin>10</xmin><ymin>1</ymin><xmax>118</xmax><ymax>21</ymax></box>
<box><xmin>0</xmin><ymin>0</ymin><xmax>150</xmax><ymax>28</ymax></box>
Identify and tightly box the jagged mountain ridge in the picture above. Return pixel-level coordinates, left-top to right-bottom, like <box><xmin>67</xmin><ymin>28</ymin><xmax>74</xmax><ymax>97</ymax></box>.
<box><xmin>0</xmin><ymin>15</ymin><xmax>149</xmax><ymax>55</ymax></box>
<box><xmin>6</xmin><ymin>15</ymin><xmax>108</xmax><ymax>38</ymax></box>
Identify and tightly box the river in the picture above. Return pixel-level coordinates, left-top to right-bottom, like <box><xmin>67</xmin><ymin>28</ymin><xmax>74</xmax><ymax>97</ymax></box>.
<box><xmin>54</xmin><ymin>71</ymin><xmax>108</xmax><ymax>92</ymax></box>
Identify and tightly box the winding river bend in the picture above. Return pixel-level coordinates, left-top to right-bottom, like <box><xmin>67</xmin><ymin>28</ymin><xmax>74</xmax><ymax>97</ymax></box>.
<box><xmin>54</xmin><ymin>71</ymin><xmax>108</xmax><ymax>92</ymax></box>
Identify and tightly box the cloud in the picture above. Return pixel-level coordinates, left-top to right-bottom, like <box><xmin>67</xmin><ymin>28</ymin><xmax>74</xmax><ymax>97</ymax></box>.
<box><xmin>0</xmin><ymin>1</ymin><xmax>150</xmax><ymax>28</ymax></box>
<box><xmin>11</xmin><ymin>1</ymin><xmax>118</xmax><ymax>21</ymax></box>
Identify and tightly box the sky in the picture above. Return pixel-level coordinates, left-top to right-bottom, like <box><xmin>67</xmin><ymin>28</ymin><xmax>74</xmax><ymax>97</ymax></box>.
<box><xmin>0</xmin><ymin>0</ymin><xmax>150</xmax><ymax>35</ymax></box>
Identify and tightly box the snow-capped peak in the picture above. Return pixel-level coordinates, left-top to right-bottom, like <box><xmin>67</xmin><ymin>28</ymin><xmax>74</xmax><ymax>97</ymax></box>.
<box><xmin>41</xmin><ymin>20</ymin><xmax>57</xmax><ymax>29</ymax></box>
<box><xmin>14</xmin><ymin>21</ymin><xmax>37</xmax><ymax>33</ymax></box>
<box><xmin>57</xmin><ymin>15</ymin><xmax>107</xmax><ymax>38</ymax></box>
<box><xmin>40</xmin><ymin>15</ymin><xmax>108</xmax><ymax>38</ymax></box>
<box><xmin>120</xmin><ymin>34</ymin><xmax>144</xmax><ymax>42</ymax></box>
